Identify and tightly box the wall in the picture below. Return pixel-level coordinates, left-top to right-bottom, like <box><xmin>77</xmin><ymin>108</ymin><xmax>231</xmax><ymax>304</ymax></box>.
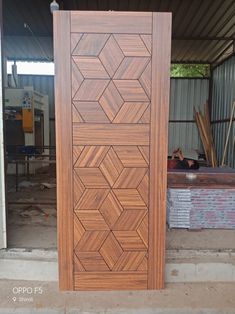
<box><xmin>169</xmin><ymin>78</ymin><xmax>209</xmax><ymax>155</ymax></box>
<box><xmin>211</xmin><ymin>56</ymin><xmax>235</xmax><ymax>168</ymax></box>
<box><xmin>9</xmin><ymin>75</ymin><xmax>209</xmax><ymax>155</ymax></box>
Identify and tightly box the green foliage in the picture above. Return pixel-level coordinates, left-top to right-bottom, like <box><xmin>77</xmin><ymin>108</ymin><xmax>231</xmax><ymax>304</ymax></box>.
<box><xmin>171</xmin><ymin>64</ymin><xmax>210</xmax><ymax>78</ymax></box>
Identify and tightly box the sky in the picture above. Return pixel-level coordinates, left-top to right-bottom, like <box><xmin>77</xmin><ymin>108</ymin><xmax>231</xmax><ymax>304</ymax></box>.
<box><xmin>7</xmin><ymin>61</ymin><xmax>54</xmax><ymax>75</ymax></box>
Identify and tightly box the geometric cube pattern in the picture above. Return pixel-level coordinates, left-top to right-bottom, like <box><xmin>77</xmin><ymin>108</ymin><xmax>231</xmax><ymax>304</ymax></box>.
<box><xmin>71</xmin><ymin>33</ymin><xmax>151</xmax><ymax>274</ymax></box>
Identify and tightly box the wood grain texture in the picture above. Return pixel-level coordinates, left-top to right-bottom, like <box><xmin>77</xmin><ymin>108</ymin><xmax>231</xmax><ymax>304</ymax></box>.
<box><xmin>74</xmin><ymin>272</ymin><xmax>147</xmax><ymax>290</ymax></box>
<box><xmin>113</xmin><ymin>80</ymin><xmax>149</xmax><ymax>102</ymax></box>
<box><xmin>113</xmin><ymin>102</ymin><xmax>149</xmax><ymax>123</ymax></box>
<box><xmin>167</xmin><ymin>170</ymin><xmax>235</xmax><ymax>188</ymax></box>
<box><xmin>73</xmin><ymin>56</ymin><xmax>109</xmax><ymax>79</ymax></box>
<box><xmin>55</xmin><ymin>10</ymin><xmax>171</xmax><ymax>291</ymax></box>
<box><xmin>113</xmin><ymin>189</ymin><xmax>147</xmax><ymax>210</ymax></box>
<box><xmin>71</xmin><ymin>11</ymin><xmax>152</xmax><ymax>34</ymax></box>
<box><xmin>72</xmin><ymin>33</ymin><xmax>109</xmax><ymax>56</ymax></box>
<box><xmin>75</xmin><ymin>146</ymin><xmax>109</xmax><ymax>168</ymax></box>
<box><xmin>73</xmin><ymin>124</ymin><xmax>150</xmax><ymax>146</ymax></box>
<box><xmin>113</xmin><ymin>146</ymin><xmax>148</xmax><ymax>167</ymax></box>
<box><xmin>75</xmin><ymin>210</ymin><xmax>109</xmax><ymax>230</ymax></box>
<box><xmin>53</xmin><ymin>11</ymin><xmax>74</xmax><ymax>291</ymax></box>
<box><xmin>112</xmin><ymin>251</ymin><xmax>146</xmax><ymax>271</ymax></box>
<box><xmin>99</xmin><ymin>232</ymin><xmax>123</xmax><ymax>269</ymax></box>
<box><xmin>148</xmin><ymin>13</ymin><xmax>172</xmax><ymax>290</ymax></box>
<box><xmin>114</xmin><ymin>34</ymin><xmax>151</xmax><ymax>56</ymax></box>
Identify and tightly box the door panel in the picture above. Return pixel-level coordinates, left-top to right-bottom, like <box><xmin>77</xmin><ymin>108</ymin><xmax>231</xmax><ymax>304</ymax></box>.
<box><xmin>54</xmin><ymin>11</ymin><xmax>171</xmax><ymax>291</ymax></box>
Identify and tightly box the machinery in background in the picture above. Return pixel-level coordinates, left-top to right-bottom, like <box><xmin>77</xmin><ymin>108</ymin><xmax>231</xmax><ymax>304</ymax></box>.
<box><xmin>4</xmin><ymin>86</ymin><xmax>49</xmax><ymax>175</ymax></box>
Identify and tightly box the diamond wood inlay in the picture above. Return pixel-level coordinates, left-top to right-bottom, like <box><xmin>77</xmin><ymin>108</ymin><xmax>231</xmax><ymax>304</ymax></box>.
<box><xmin>113</xmin><ymin>102</ymin><xmax>149</xmax><ymax>123</ymax></box>
<box><xmin>73</xmin><ymin>101</ymin><xmax>110</xmax><ymax>123</ymax></box>
<box><xmin>113</xmin><ymin>80</ymin><xmax>149</xmax><ymax>102</ymax></box>
<box><xmin>113</xmin><ymin>189</ymin><xmax>147</xmax><ymax>210</ymax></box>
<box><xmin>75</xmin><ymin>168</ymin><xmax>110</xmax><ymax>188</ymax></box>
<box><xmin>114</xmin><ymin>34</ymin><xmax>150</xmax><ymax>57</ymax></box>
<box><xmin>113</xmin><ymin>251</ymin><xmax>146</xmax><ymax>271</ymax></box>
<box><xmin>99</xmin><ymin>191</ymin><xmax>123</xmax><ymax>229</ymax></box>
<box><xmin>137</xmin><ymin>214</ymin><xmax>148</xmax><ymax>247</ymax></box>
<box><xmin>73</xmin><ymin>33</ymin><xmax>110</xmax><ymax>56</ymax></box>
<box><xmin>71</xmin><ymin>33</ymin><xmax>83</xmax><ymax>53</ymax></box>
<box><xmin>76</xmin><ymin>189</ymin><xmax>110</xmax><ymax>210</ymax></box>
<box><xmin>138</xmin><ymin>106</ymin><xmax>150</xmax><ymax>124</ymax></box>
<box><xmin>99</xmin><ymin>35</ymin><xmax>124</xmax><ymax>77</ymax></box>
<box><xmin>137</xmin><ymin>172</ymin><xmax>149</xmax><ymax>206</ymax></box>
<box><xmin>99</xmin><ymin>232</ymin><xmax>123</xmax><ymax>269</ymax></box>
<box><xmin>73</xmin><ymin>171</ymin><xmax>85</xmax><ymax>206</ymax></box>
<box><xmin>138</xmin><ymin>146</ymin><xmax>149</xmax><ymax>165</ymax></box>
<box><xmin>72</xmin><ymin>59</ymin><xmax>84</xmax><ymax>99</ymax></box>
<box><xmin>139</xmin><ymin>61</ymin><xmax>151</xmax><ymax>98</ymax></box>
<box><xmin>75</xmin><ymin>210</ymin><xmax>109</xmax><ymax>230</ymax></box>
<box><xmin>137</xmin><ymin>255</ymin><xmax>148</xmax><ymax>271</ymax></box>
<box><xmin>113</xmin><ymin>209</ymin><xmax>147</xmax><ymax>231</ymax></box>
<box><xmin>74</xmin><ymin>253</ymin><xmax>85</xmax><ymax>272</ymax></box>
<box><xmin>140</xmin><ymin>34</ymin><xmax>152</xmax><ymax>53</ymax></box>
<box><xmin>99</xmin><ymin>147</ymin><xmax>123</xmax><ymax>186</ymax></box>
<box><xmin>113</xmin><ymin>146</ymin><xmax>147</xmax><ymax>167</ymax></box>
<box><xmin>75</xmin><ymin>230</ymin><xmax>109</xmax><ymax>252</ymax></box>
<box><xmin>113</xmin><ymin>168</ymin><xmax>147</xmax><ymax>189</ymax></box>
<box><xmin>75</xmin><ymin>146</ymin><xmax>109</xmax><ymax>168</ymax></box>
<box><xmin>99</xmin><ymin>81</ymin><xmax>124</xmax><ymax>121</ymax></box>
<box><xmin>55</xmin><ymin>11</ymin><xmax>171</xmax><ymax>291</ymax></box>
<box><xmin>113</xmin><ymin>231</ymin><xmax>147</xmax><ymax>251</ymax></box>
<box><xmin>74</xmin><ymin>214</ymin><xmax>85</xmax><ymax>248</ymax></box>
<box><xmin>73</xmin><ymin>146</ymin><xmax>84</xmax><ymax>164</ymax></box>
<box><xmin>77</xmin><ymin>252</ymin><xmax>110</xmax><ymax>271</ymax></box>
<box><xmin>72</xmin><ymin>105</ymin><xmax>84</xmax><ymax>123</ymax></box>
<box><xmin>114</xmin><ymin>57</ymin><xmax>150</xmax><ymax>80</ymax></box>
<box><xmin>74</xmin><ymin>79</ymin><xmax>109</xmax><ymax>101</ymax></box>
<box><xmin>73</xmin><ymin>56</ymin><xmax>109</xmax><ymax>79</ymax></box>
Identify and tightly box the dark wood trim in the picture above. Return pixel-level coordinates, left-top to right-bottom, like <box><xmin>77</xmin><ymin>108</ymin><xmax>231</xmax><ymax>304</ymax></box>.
<box><xmin>172</xmin><ymin>61</ymin><xmax>211</xmax><ymax>65</ymax></box>
<box><xmin>170</xmin><ymin>77</ymin><xmax>209</xmax><ymax>79</ymax></box>
<box><xmin>148</xmin><ymin>12</ymin><xmax>171</xmax><ymax>290</ymax></box>
<box><xmin>53</xmin><ymin>11</ymin><xmax>74</xmax><ymax>291</ymax></box>
<box><xmin>173</xmin><ymin>37</ymin><xmax>235</xmax><ymax>41</ymax></box>
<box><xmin>211</xmin><ymin>118</ymin><xmax>235</xmax><ymax>124</ymax></box>
<box><xmin>208</xmin><ymin>71</ymin><xmax>213</xmax><ymax>120</ymax></box>
<box><xmin>169</xmin><ymin>120</ymin><xmax>195</xmax><ymax>123</ymax></box>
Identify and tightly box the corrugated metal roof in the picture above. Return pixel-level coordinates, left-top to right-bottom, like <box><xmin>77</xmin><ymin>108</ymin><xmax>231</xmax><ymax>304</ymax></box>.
<box><xmin>3</xmin><ymin>0</ymin><xmax>235</xmax><ymax>64</ymax></box>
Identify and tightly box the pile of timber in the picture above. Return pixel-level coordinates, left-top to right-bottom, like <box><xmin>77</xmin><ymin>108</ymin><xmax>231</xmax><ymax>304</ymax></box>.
<box><xmin>167</xmin><ymin>188</ymin><xmax>235</xmax><ymax>229</ymax></box>
<box><xmin>194</xmin><ymin>103</ymin><xmax>217</xmax><ymax>167</ymax></box>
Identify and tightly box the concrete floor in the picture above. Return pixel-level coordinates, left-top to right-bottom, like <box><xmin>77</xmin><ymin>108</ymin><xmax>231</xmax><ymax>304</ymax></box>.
<box><xmin>0</xmin><ymin>280</ymin><xmax>235</xmax><ymax>313</ymax></box>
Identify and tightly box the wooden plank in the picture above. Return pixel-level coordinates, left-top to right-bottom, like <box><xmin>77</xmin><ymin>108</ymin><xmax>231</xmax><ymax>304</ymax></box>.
<box><xmin>71</xmin><ymin>11</ymin><xmax>152</xmax><ymax>34</ymax></box>
<box><xmin>73</xmin><ymin>124</ymin><xmax>149</xmax><ymax>145</ymax></box>
<box><xmin>53</xmin><ymin>11</ymin><xmax>74</xmax><ymax>290</ymax></box>
<box><xmin>148</xmin><ymin>13</ymin><xmax>172</xmax><ymax>290</ymax></box>
<box><xmin>74</xmin><ymin>272</ymin><xmax>147</xmax><ymax>290</ymax></box>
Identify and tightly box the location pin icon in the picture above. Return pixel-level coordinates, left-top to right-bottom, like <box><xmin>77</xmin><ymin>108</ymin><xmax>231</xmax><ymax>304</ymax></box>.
<box><xmin>12</xmin><ymin>297</ymin><xmax>16</xmax><ymax>302</ymax></box>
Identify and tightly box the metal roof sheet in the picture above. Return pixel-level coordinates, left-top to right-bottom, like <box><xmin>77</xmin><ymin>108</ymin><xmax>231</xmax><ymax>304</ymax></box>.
<box><xmin>3</xmin><ymin>0</ymin><xmax>235</xmax><ymax>64</ymax></box>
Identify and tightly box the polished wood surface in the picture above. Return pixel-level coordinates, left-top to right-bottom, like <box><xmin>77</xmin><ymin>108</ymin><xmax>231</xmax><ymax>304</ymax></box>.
<box><xmin>53</xmin><ymin>12</ymin><xmax>74</xmax><ymax>290</ymax></box>
<box><xmin>54</xmin><ymin>10</ymin><xmax>171</xmax><ymax>291</ymax></box>
<box><xmin>148</xmin><ymin>13</ymin><xmax>172</xmax><ymax>289</ymax></box>
<box><xmin>71</xmin><ymin>11</ymin><xmax>152</xmax><ymax>34</ymax></box>
<box><xmin>168</xmin><ymin>170</ymin><xmax>235</xmax><ymax>188</ymax></box>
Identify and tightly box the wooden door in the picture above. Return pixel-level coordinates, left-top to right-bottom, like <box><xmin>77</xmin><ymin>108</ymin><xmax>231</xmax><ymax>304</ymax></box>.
<box><xmin>54</xmin><ymin>11</ymin><xmax>171</xmax><ymax>291</ymax></box>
